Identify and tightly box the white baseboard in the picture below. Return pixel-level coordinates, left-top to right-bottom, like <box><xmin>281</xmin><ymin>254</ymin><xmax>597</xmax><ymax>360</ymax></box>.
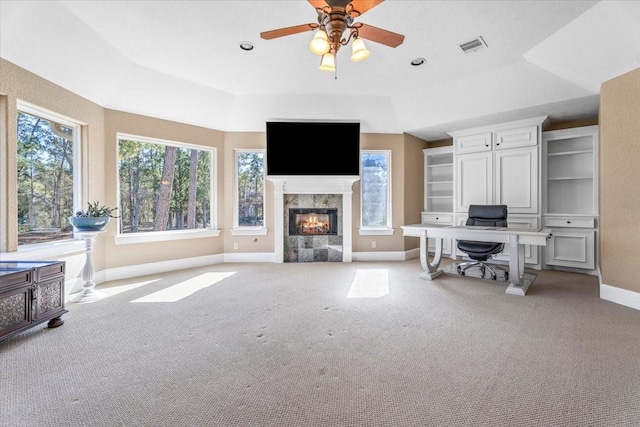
<box><xmin>223</xmin><ymin>252</ymin><xmax>275</xmax><ymax>263</ymax></box>
<box><xmin>600</xmin><ymin>283</ymin><xmax>640</xmax><ymax>311</ymax></box>
<box><xmin>352</xmin><ymin>250</ymin><xmax>417</xmax><ymax>262</ymax></box>
<box><xmin>104</xmin><ymin>254</ymin><xmax>225</xmax><ymax>283</ymax></box>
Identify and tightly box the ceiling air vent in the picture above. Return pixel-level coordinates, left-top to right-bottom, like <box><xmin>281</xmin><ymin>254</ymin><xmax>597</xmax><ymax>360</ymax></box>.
<box><xmin>459</xmin><ymin>36</ymin><xmax>488</xmax><ymax>54</ymax></box>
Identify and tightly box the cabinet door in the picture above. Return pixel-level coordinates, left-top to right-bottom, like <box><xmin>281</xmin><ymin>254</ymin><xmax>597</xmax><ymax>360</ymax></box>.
<box><xmin>455</xmin><ymin>151</ymin><xmax>492</xmax><ymax>212</ymax></box>
<box><xmin>494</xmin><ymin>126</ymin><xmax>537</xmax><ymax>150</ymax></box>
<box><xmin>455</xmin><ymin>132</ymin><xmax>492</xmax><ymax>154</ymax></box>
<box><xmin>34</xmin><ymin>277</ymin><xmax>65</xmax><ymax>322</ymax></box>
<box><xmin>494</xmin><ymin>146</ymin><xmax>538</xmax><ymax>214</ymax></box>
<box><xmin>0</xmin><ymin>286</ymin><xmax>32</xmax><ymax>339</ymax></box>
<box><xmin>545</xmin><ymin>229</ymin><xmax>595</xmax><ymax>269</ymax></box>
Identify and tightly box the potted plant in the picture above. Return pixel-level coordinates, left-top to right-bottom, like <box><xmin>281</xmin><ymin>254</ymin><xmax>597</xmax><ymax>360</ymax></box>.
<box><xmin>68</xmin><ymin>201</ymin><xmax>119</xmax><ymax>231</ymax></box>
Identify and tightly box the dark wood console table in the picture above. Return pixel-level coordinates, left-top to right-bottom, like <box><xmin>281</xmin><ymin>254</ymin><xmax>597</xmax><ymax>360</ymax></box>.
<box><xmin>0</xmin><ymin>260</ymin><xmax>67</xmax><ymax>342</ymax></box>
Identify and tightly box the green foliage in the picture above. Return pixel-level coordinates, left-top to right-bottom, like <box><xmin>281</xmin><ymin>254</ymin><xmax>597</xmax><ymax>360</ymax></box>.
<box><xmin>74</xmin><ymin>201</ymin><xmax>119</xmax><ymax>218</ymax></box>
<box><xmin>118</xmin><ymin>139</ymin><xmax>211</xmax><ymax>232</ymax></box>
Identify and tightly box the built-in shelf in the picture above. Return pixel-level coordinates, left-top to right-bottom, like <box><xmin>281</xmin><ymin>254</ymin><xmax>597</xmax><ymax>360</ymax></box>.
<box><xmin>542</xmin><ymin>125</ymin><xmax>599</xmax><ymax>272</ymax></box>
<box><xmin>547</xmin><ymin>149</ymin><xmax>593</xmax><ymax>157</ymax></box>
<box><xmin>547</xmin><ymin>176</ymin><xmax>593</xmax><ymax>181</ymax></box>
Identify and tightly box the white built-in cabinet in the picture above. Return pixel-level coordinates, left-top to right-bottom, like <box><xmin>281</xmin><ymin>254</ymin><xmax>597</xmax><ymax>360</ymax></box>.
<box><xmin>542</xmin><ymin>126</ymin><xmax>598</xmax><ymax>272</ymax></box>
<box><xmin>448</xmin><ymin>116</ymin><xmax>548</xmax><ymax>266</ymax></box>
<box><xmin>422</xmin><ymin>146</ymin><xmax>454</xmax><ymax>255</ymax></box>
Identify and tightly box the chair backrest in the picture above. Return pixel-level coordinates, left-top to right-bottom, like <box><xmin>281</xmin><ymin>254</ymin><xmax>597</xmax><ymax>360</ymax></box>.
<box><xmin>465</xmin><ymin>205</ymin><xmax>508</xmax><ymax>227</ymax></box>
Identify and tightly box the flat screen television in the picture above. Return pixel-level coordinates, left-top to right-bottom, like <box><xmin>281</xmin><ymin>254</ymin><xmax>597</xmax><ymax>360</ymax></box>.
<box><xmin>266</xmin><ymin>121</ymin><xmax>360</xmax><ymax>176</ymax></box>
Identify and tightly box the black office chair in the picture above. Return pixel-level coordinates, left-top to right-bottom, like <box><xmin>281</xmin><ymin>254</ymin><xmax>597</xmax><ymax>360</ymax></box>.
<box><xmin>456</xmin><ymin>204</ymin><xmax>509</xmax><ymax>280</ymax></box>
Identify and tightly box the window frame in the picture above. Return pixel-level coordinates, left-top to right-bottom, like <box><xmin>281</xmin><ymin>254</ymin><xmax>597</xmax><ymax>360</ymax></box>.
<box><xmin>359</xmin><ymin>149</ymin><xmax>394</xmax><ymax>236</ymax></box>
<box><xmin>232</xmin><ymin>148</ymin><xmax>267</xmax><ymax>236</ymax></box>
<box><xmin>15</xmin><ymin>100</ymin><xmax>83</xmax><ymax>246</ymax></box>
<box><xmin>114</xmin><ymin>133</ymin><xmax>219</xmax><ymax>245</ymax></box>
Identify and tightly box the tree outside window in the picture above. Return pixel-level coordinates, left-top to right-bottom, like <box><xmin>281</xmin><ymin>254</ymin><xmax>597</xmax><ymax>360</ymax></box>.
<box><xmin>361</xmin><ymin>151</ymin><xmax>390</xmax><ymax>228</ymax></box>
<box><xmin>118</xmin><ymin>135</ymin><xmax>213</xmax><ymax>233</ymax></box>
<box><xmin>236</xmin><ymin>151</ymin><xmax>264</xmax><ymax>227</ymax></box>
<box><xmin>17</xmin><ymin>109</ymin><xmax>78</xmax><ymax>245</ymax></box>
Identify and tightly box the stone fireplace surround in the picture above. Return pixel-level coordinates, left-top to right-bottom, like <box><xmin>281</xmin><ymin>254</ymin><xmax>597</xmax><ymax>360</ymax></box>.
<box><xmin>267</xmin><ymin>176</ymin><xmax>360</xmax><ymax>263</ymax></box>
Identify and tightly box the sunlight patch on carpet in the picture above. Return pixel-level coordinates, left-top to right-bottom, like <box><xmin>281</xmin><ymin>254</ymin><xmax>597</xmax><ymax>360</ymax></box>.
<box><xmin>130</xmin><ymin>272</ymin><xmax>236</xmax><ymax>303</ymax></box>
<box><xmin>96</xmin><ymin>279</ymin><xmax>159</xmax><ymax>298</ymax></box>
<box><xmin>346</xmin><ymin>269</ymin><xmax>389</xmax><ymax>298</ymax></box>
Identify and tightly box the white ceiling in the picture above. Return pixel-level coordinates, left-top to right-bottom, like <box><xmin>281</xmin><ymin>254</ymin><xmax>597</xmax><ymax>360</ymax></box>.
<box><xmin>1</xmin><ymin>0</ymin><xmax>639</xmax><ymax>141</ymax></box>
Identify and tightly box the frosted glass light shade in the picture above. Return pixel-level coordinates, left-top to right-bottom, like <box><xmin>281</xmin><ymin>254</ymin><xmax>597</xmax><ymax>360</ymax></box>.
<box><xmin>351</xmin><ymin>38</ymin><xmax>370</xmax><ymax>62</ymax></box>
<box><xmin>309</xmin><ymin>30</ymin><xmax>330</xmax><ymax>55</ymax></box>
<box><xmin>319</xmin><ymin>53</ymin><xmax>336</xmax><ymax>72</ymax></box>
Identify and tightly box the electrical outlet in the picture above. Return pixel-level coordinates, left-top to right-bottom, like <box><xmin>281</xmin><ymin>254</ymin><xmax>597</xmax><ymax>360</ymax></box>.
<box><xmin>233</xmin><ymin>242</ymin><xmax>238</xmax><ymax>250</ymax></box>
<box><xmin>372</xmin><ymin>241</ymin><xmax>376</xmax><ymax>249</ymax></box>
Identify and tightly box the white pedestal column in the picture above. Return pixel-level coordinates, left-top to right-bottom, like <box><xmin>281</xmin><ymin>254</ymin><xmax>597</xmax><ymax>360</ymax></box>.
<box><xmin>70</xmin><ymin>230</ymin><xmax>106</xmax><ymax>303</ymax></box>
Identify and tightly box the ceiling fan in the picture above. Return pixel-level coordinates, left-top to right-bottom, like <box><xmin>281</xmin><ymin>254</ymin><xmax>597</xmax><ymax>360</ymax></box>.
<box><xmin>260</xmin><ymin>0</ymin><xmax>405</xmax><ymax>73</ymax></box>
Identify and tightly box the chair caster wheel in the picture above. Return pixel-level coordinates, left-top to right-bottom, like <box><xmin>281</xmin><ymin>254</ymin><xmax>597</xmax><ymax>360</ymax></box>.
<box><xmin>460</xmin><ymin>271</ymin><xmax>465</xmax><ymax>276</ymax></box>
<box><xmin>480</xmin><ymin>267</ymin><xmax>486</xmax><ymax>278</ymax></box>
<box><xmin>456</xmin><ymin>265</ymin><xmax>462</xmax><ymax>274</ymax></box>
<box><xmin>491</xmin><ymin>275</ymin><xmax>497</xmax><ymax>280</ymax></box>
<box><xmin>504</xmin><ymin>272</ymin><xmax>509</xmax><ymax>280</ymax></box>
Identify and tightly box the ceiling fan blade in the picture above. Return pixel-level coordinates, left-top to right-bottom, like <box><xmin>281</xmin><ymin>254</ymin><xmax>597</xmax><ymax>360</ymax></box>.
<box><xmin>260</xmin><ymin>23</ymin><xmax>319</xmax><ymax>40</ymax></box>
<box><xmin>308</xmin><ymin>0</ymin><xmax>329</xmax><ymax>11</ymax></box>
<box><xmin>347</xmin><ymin>0</ymin><xmax>384</xmax><ymax>17</ymax></box>
<box><xmin>356</xmin><ymin>23</ymin><xmax>404</xmax><ymax>48</ymax></box>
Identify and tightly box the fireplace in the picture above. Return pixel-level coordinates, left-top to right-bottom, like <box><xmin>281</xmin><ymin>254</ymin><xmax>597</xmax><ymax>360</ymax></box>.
<box><xmin>289</xmin><ymin>208</ymin><xmax>338</xmax><ymax>236</ymax></box>
<box><xmin>266</xmin><ymin>176</ymin><xmax>360</xmax><ymax>263</ymax></box>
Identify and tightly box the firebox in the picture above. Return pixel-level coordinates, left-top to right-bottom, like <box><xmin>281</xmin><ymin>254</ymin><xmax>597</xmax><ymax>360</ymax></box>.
<box><xmin>289</xmin><ymin>208</ymin><xmax>338</xmax><ymax>236</ymax></box>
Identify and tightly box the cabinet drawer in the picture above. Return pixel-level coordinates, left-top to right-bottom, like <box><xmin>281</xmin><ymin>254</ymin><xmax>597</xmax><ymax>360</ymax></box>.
<box><xmin>33</xmin><ymin>261</ymin><xmax>65</xmax><ymax>282</ymax></box>
<box><xmin>421</xmin><ymin>213</ymin><xmax>453</xmax><ymax>224</ymax></box>
<box><xmin>0</xmin><ymin>269</ymin><xmax>32</xmax><ymax>290</ymax></box>
<box><xmin>544</xmin><ymin>217</ymin><xmax>594</xmax><ymax>228</ymax></box>
<box><xmin>494</xmin><ymin>126</ymin><xmax>538</xmax><ymax>150</ymax></box>
<box><xmin>455</xmin><ymin>132</ymin><xmax>492</xmax><ymax>154</ymax></box>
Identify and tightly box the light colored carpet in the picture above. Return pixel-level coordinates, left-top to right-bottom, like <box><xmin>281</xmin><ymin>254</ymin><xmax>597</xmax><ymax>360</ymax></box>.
<box><xmin>2</xmin><ymin>258</ymin><xmax>640</xmax><ymax>427</ymax></box>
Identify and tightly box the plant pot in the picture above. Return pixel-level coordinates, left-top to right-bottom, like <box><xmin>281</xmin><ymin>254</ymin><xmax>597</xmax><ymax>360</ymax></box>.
<box><xmin>68</xmin><ymin>216</ymin><xmax>110</xmax><ymax>231</ymax></box>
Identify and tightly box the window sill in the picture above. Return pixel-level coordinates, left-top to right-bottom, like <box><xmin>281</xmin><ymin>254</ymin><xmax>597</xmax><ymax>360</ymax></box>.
<box><xmin>114</xmin><ymin>229</ymin><xmax>221</xmax><ymax>245</ymax></box>
<box><xmin>230</xmin><ymin>227</ymin><xmax>269</xmax><ymax>236</ymax></box>
<box><xmin>358</xmin><ymin>227</ymin><xmax>395</xmax><ymax>236</ymax></box>
<box><xmin>1</xmin><ymin>239</ymin><xmax>85</xmax><ymax>261</ymax></box>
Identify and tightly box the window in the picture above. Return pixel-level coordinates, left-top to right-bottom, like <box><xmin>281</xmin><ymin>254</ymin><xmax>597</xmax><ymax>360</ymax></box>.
<box><xmin>233</xmin><ymin>150</ymin><xmax>265</xmax><ymax>234</ymax></box>
<box><xmin>16</xmin><ymin>103</ymin><xmax>81</xmax><ymax>246</ymax></box>
<box><xmin>117</xmin><ymin>134</ymin><xmax>215</xmax><ymax>236</ymax></box>
<box><xmin>360</xmin><ymin>150</ymin><xmax>392</xmax><ymax>234</ymax></box>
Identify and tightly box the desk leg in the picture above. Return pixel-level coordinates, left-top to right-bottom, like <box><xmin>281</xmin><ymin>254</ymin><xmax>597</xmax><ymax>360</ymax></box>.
<box><xmin>418</xmin><ymin>235</ymin><xmax>444</xmax><ymax>280</ymax></box>
<box><xmin>506</xmin><ymin>235</ymin><xmax>529</xmax><ymax>296</ymax></box>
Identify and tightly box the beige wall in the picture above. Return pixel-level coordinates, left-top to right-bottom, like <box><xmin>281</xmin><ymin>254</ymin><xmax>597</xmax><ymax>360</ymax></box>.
<box><xmin>104</xmin><ymin>110</ymin><xmax>225</xmax><ymax>269</ymax></box>
<box><xmin>222</xmin><ymin>131</ymin><xmax>273</xmax><ymax>254</ymax></box>
<box><xmin>352</xmin><ymin>133</ymin><xmax>407</xmax><ymax>253</ymax></box>
<box><xmin>403</xmin><ymin>133</ymin><xmax>428</xmax><ymax>250</ymax></box>
<box><xmin>599</xmin><ymin>67</ymin><xmax>640</xmax><ymax>293</ymax></box>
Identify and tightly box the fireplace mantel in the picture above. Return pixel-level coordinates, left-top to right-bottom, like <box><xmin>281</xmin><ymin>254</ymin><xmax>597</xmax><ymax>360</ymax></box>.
<box><xmin>267</xmin><ymin>176</ymin><xmax>360</xmax><ymax>263</ymax></box>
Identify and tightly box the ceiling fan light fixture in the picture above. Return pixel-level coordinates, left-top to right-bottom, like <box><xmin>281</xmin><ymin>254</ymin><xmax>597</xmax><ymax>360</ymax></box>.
<box><xmin>319</xmin><ymin>52</ymin><xmax>336</xmax><ymax>72</ymax></box>
<box><xmin>350</xmin><ymin>37</ymin><xmax>370</xmax><ymax>62</ymax></box>
<box><xmin>309</xmin><ymin>30</ymin><xmax>330</xmax><ymax>55</ymax></box>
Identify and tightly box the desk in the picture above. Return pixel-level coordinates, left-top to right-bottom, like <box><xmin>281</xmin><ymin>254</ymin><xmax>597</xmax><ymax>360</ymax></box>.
<box><xmin>401</xmin><ymin>224</ymin><xmax>551</xmax><ymax>295</ymax></box>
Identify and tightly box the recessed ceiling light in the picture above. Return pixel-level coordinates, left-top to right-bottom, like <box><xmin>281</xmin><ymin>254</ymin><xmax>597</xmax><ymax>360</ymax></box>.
<box><xmin>239</xmin><ymin>41</ymin><xmax>255</xmax><ymax>51</ymax></box>
<box><xmin>410</xmin><ymin>58</ymin><xmax>426</xmax><ymax>66</ymax></box>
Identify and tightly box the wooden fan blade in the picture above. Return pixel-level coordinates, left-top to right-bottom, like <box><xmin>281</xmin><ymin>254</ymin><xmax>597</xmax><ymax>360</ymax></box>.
<box><xmin>308</xmin><ymin>0</ymin><xmax>329</xmax><ymax>11</ymax></box>
<box><xmin>357</xmin><ymin>23</ymin><xmax>404</xmax><ymax>48</ymax></box>
<box><xmin>348</xmin><ymin>0</ymin><xmax>384</xmax><ymax>17</ymax></box>
<box><xmin>260</xmin><ymin>23</ymin><xmax>319</xmax><ymax>40</ymax></box>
